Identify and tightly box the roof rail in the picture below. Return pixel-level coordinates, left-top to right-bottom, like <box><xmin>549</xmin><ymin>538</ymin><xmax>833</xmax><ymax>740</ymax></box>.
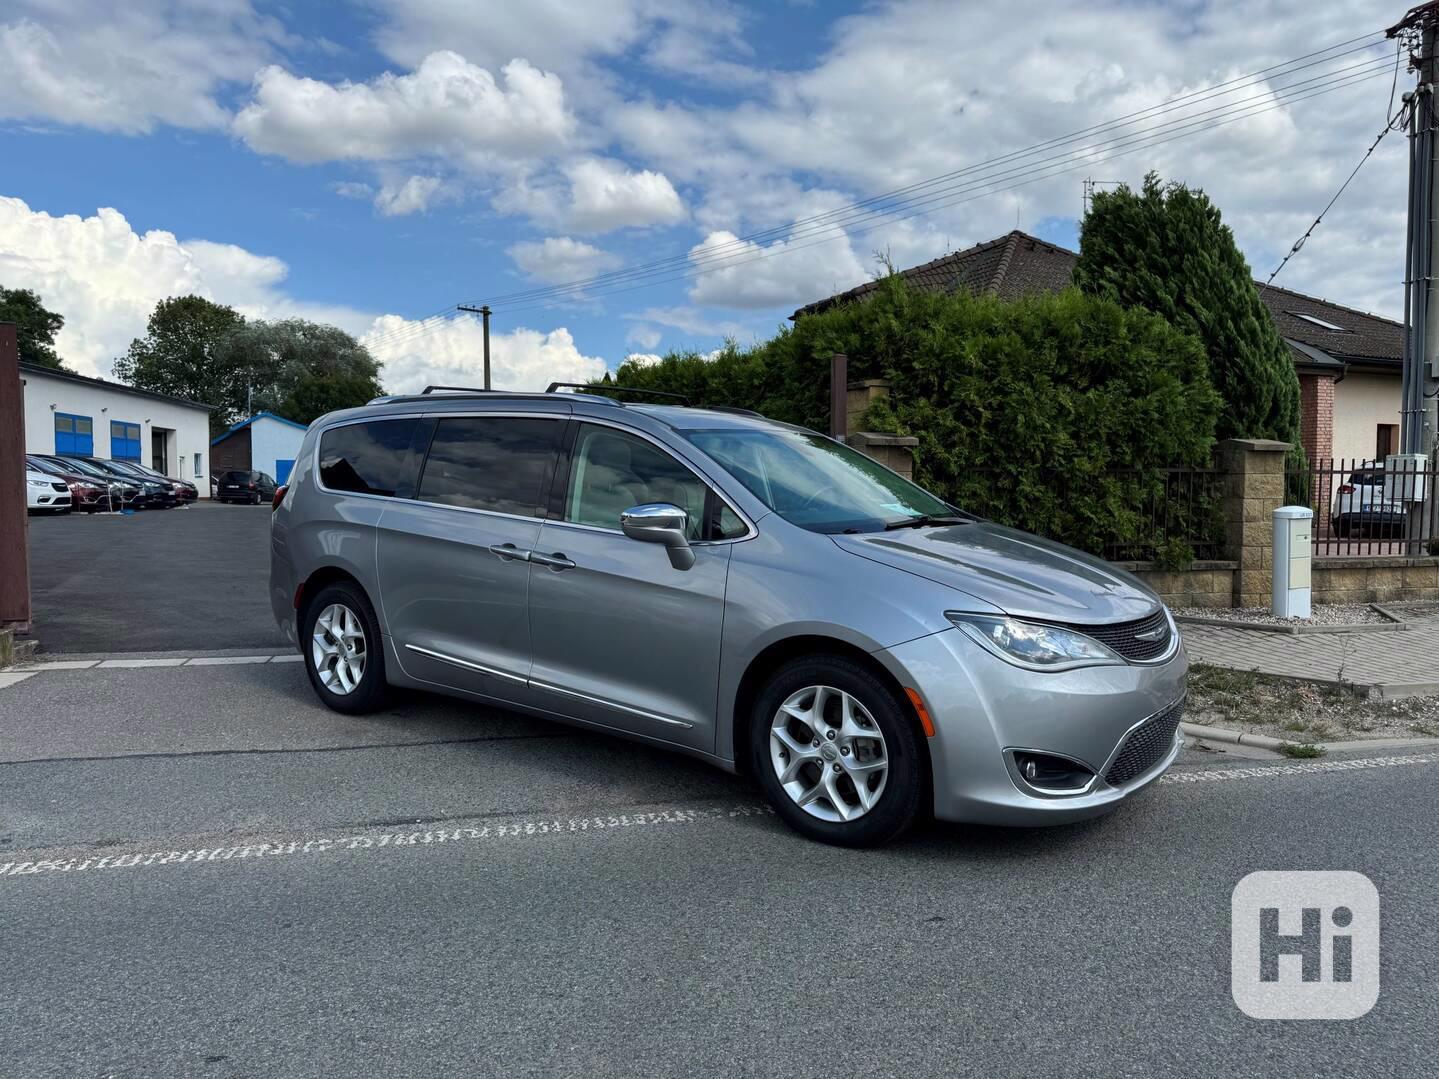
<box><xmin>547</xmin><ymin>382</ymin><xmax>690</xmax><ymax>405</ymax></box>
<box><xmin>706</xmin><ymin>405</ymin><xmax>762</xmax><ymax>417</ymax></box>
<box><xmin>422</xmin><ymin>384</ymin><xmax>493</xmax><ymax>394</ymax></box>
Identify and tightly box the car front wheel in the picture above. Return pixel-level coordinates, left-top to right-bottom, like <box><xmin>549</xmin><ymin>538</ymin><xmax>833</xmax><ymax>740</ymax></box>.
<box><xmin>302</xmin><ymin>582</ymin><xmax>386</xmax><ymax>714</ymax></box>
<box><xmin>749</xmin><ymin>655</ymin><xmax>926</xmax><ymax>847</ymax></box>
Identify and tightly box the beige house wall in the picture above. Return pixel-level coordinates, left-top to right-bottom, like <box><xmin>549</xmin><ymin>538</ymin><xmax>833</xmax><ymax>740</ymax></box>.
<box><xmin>1332</xmin><ymin>371</ymin><xmax>1401</xmax><ymax>462</ymax></box>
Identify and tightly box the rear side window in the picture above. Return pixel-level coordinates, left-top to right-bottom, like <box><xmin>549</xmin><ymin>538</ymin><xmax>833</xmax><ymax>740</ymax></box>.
<box><xmin>417</xmin><ymin>416</ymin><xmax>561</xmax><ymax>516</ymax></box>
<box><xmin>1350</xmin><ymin>470</ymin><xmax>1384</xmax><ymax>486</ymax></box>
<box><xmin>318</xmin><ymin>419</ymin><xmax>419</xmax><ymax>497</ymax></box>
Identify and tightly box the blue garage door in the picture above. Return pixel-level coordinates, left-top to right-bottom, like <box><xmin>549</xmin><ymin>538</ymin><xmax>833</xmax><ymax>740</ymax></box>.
<box><xmin>275</xmin><ymin>459</ymin><xmax>295</xmax><ymax>485</ymax></box>
<box><xmin>55</xmin><ymin>413</ymin><xmax>94</xmax><ymax>456</ymax></box>
<box><xmin>111</xmin><ymin>421</ymin><xmax>142</xmax><ymax>462</ymax></box>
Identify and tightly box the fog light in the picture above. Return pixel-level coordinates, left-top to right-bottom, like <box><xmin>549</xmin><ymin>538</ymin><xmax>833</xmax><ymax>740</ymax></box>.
<box><xmin>1012</xmin><ymin>751</ymin><xmax>1095</xmax><ymax>793</ymax></box>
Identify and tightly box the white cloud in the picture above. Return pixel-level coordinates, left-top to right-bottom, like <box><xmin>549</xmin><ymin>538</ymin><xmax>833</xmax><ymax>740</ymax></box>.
<box><xmin>620</xmin><ymin>351</ymin><xmax>664</xmax><ymax>368</ymax></box>
<box><xmin>332</xmin><ymin>181</ymin><xmax>375</xmax><ymax>200</ymax></box>
<box><xmin>232</xmin><ymin>52</ymin><xmax>573</xmax><ymax>166</ymax></box>
<box><xmin>0</xmin><ymin>195</ymin><xmax>372</xmax><ymax>379</ymax></box>
<box><xmin>374</xmin><ymin>175</ymin><xmax>451</xmax><ymax>217</ymax></box>
<box><xmin>625</xmin><ymin>324</ymin><xmax>662</xmax><ymax>350</ymax></box>
<box><xmin>362</xmin><ymin>316</ymin><xmax>607</xmax><ymax>394</ymax></box>
<box><xmin>686</xmin><ymin>228</ymin><xmax>867</xmax><ymax>310</ymax></box>
<box><xmin>507</xmin><ymin>237</ymin><xmax>621</xmax><ymax>284</ymax></box>
<box><xmin>629</xmin><ymin>306</ymin><xmax>751</xmax><ymax>338</ymax></box>
<box><xmin>0</xmin><ymin>1</ymin><xmax>280</xmax><ymax>134</ymax></box>
<box><xmin>563</xmin><ymin>158</ymin><xmax>686</xmax><ymax>232</ymax></box>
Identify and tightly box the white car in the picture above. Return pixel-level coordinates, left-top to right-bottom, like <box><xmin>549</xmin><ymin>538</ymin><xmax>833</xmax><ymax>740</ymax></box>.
<box><xmin>26</xmin><ymin>468</ymin><xmax>73</xmax><ymax>514</ymax></box>
<box><xmin>1331</xmin><ymin>464</ymin><xmax>1405</xmax><ymax>538</ymax></box>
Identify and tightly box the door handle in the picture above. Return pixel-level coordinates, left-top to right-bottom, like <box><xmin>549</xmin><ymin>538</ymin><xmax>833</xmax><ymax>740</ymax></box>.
<box><xmin>488</xmin><ymin>543</ymin><xmax>531</xmax><ymax>562</ymax></box>
<box><xmin>529</xmin><ymin>551</ymin><xmax>576</xmax><ymax>570</ymax></box>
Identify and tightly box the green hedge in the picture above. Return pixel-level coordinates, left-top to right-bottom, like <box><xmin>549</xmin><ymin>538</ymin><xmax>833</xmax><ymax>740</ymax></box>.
<box><xmin>609</xmin><ymin>276</ymin><xmax>1222</xmax><ymax>557</ymax></box>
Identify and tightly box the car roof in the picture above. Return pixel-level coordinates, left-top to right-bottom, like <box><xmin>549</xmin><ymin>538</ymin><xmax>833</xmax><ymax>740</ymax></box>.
<box><xmin>318</xmin><ymin>389</ymin><xmax>797</xmax><ymax>436</ymax></box>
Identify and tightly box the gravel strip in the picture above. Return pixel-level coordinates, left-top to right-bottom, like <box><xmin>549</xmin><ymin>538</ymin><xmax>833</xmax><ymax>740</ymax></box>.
<box><xmin>1173</xmin><ymin>603</ymin><xmax>1390</xmax><ymax>626</ymax></box>
<box><xmin>1188</xmin><ymin>664</ymin><xmax>1439</xmax><ymax>742</ymax></box>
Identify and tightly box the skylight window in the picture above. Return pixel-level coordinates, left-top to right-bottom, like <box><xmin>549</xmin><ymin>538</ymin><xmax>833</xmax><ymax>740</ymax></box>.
<box><xmin>1290</xmin><ymin>312</ymin><xmax>1347</xmax><ymax>332</ymax></box>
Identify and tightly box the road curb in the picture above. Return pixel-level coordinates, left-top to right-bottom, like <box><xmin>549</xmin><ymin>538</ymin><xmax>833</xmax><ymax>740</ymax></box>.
<box><xmin>1182</xmin><ymin>721</ymin><xmax>1439</xmax><ymax>754</ymax></box>
<box><xmin>1174</xmin><ymin>604</ymin><xmax>1405</xmax><ymax>634</ymax></box>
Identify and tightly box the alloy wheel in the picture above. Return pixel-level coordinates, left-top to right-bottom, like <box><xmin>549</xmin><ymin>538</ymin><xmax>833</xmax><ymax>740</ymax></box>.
<box><xmin>769</xmin><ymin>685</ymin><xmax>888</xmax><ymax>822</ymax></box>
<box><xmin>311</xmin><ymin>603</ymin><xmax>367</xmax><ymax>695</ymax></box>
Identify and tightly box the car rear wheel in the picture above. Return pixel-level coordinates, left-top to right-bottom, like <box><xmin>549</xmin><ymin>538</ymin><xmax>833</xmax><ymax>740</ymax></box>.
<box><xmin>749</xmin><ymin>655</ymin><xmax>925</xmax><ymax>847</ymax></box>
<box><xmin>302</xmin><ymin>582</ymin><xmax>386</xmax><ymax>714</ymax></box>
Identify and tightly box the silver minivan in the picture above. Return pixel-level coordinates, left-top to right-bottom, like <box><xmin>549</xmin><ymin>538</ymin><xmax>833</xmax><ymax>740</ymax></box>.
<box><xmin>270</xmin><ymin>387</ymin><xmax>1186</xmax><ymax>846</ymax></box>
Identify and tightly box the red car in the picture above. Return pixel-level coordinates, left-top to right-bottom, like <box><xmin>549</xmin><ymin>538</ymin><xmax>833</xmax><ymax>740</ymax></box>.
<box><xmin>25</xmin><ymin>454</ymin><xmax>112</xmax><ymax>512</ymax></box>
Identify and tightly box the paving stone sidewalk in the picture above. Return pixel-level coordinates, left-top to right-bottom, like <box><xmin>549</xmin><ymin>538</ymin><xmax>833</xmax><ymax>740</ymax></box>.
<box><xmin>1182</xmin><ymin>607</ymin><xmax>1439</xmax><ymax>696</ymax></box>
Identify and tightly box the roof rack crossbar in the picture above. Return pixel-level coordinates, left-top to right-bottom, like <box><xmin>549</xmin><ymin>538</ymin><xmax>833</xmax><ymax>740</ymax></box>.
<box><xmin>422</xmin><ymin>384</ymin><xmax>494</xmax><ymax>395</ymax></box>
<box><xmin>546</xmin><ymin>382</ymin><xmax>690</xmax><ymax>406</ymax></box>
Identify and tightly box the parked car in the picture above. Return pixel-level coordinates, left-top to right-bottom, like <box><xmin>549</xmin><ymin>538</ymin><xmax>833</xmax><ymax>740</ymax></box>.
<box><xmin>39</xmin><ymin>455</ymin><xmax>148</xmax><ymax>510</ymax></box>
<box><xmin>1331</xmin><ymin>464</ymin><xmax>1406</xmax><ymax>538</ymax></box>
<box><xmin>26</xmin><ymin>468</ymin><xmax>72</xmax><ymax>514</ymax></box>
<box><xmin>108</xmin><ymin>460</ymin><xmax>198</xmax><ymax>503</ymax></box>
<box><xmin>59</xmin><ymin>456</ymin><xmax>176</xmax><ymax>508</ymax></box>
<box><xmin>26</xmin><ymin>454</ymin><xmax>111</xmax><ymax>512</ymax></box>
<box><xmin>216</xmin><ymin>469</ymin><xmax>278</xmax><ymax>504</ymax></box>
<box><xmin>271</xmin><ymin>389</ymin><xmax>1186</xmax><ymax>847</ymax></box>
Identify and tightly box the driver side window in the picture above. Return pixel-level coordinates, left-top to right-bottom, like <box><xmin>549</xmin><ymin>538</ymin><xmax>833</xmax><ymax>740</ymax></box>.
<box><xmin>565</xmin><ymin>424</ymin><xmax>709</xmax><ymax>541</ymax></box>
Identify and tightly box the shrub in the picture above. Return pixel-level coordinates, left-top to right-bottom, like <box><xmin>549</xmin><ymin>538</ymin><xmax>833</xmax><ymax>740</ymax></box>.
<box><xmin>610</xmin><ymin>276</ymin><xmax>1221</xmax><ymax>556</ymax></box>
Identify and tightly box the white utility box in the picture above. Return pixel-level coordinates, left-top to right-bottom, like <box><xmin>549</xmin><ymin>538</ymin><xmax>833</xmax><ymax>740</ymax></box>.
<box><xmin>1384</xmin><ymin>453</ymin><xmax>1428</xmax><ymax>504</ymax></box>
<box><xmin>1272</xmin><ymin>506</ymin><xmax>1313</xmax><ymax>619</ymax></box>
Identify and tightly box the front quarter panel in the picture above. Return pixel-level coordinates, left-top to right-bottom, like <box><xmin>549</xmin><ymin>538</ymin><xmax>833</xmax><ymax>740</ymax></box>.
<box><xmin>713</xmin><ymin>524</ymin><xmax>995</xmax><ymax>762</ymax></box>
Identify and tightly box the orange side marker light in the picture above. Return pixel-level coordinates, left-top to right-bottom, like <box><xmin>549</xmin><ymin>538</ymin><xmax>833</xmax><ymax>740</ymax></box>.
<box><xmin>904</xmin><ymin>687</ymin><xmax>936</xmax><ymax>738</ymax></box>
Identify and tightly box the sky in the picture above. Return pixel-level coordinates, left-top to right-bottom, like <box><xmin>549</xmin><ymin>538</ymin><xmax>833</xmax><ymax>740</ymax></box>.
<box><xmin>0</xmin><ymin>0</ymin><xmax>1414</xmax><ymax>394</ymax></box>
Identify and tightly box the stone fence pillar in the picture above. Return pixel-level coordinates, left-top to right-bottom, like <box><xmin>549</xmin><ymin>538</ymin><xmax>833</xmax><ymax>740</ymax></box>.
<box><xmin>1220</xmin><ymin>437</ymin><xmax>1290</xmax><ymax>608</ymax></box>
<box><xmin>845</xmin><ymin>432</ymin><xmax>918</xmax><ymax>480</ymax></box>
<box><xmin>846</xmin><ymin>378</ymin><xmax>892</xmax><ymax>434</ymax></box>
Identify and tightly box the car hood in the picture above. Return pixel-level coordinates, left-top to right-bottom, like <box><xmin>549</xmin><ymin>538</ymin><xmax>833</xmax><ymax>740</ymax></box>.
<box><xmin>832</xmin><ymin>521</ymin><xmax>1160</xmax><ymax>624</ymax></box>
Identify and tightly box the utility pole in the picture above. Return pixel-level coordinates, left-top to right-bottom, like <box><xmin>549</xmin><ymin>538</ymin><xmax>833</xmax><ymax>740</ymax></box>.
<box><xmin>460</xmin><ymin>304</ymin><xmax>492</xmax><ymax>389</ymax></box>
<box><xmin>1391</xmin><ymin>2</ymin><xmax>1439</xmax><ymax>456</ymax></box>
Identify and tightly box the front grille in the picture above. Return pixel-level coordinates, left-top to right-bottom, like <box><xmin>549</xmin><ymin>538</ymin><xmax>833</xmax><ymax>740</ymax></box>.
<box><xmin>1104</xmin><ymin>697</ymin><xmax>1185</xmax><ymax>786</ymax></box>
<box><xmin>51</xmin><ymin>482</ymin><xmax>67</xmax><ymax>492</ymax></box>
<box><xmin>1064</xmin><ymin>608</ymin><xmax>1171</xmax><ymax>662</ymax></box>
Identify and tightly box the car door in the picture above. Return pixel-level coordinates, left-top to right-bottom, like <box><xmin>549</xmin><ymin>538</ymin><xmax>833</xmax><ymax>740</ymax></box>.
<box><xmin>378</xmin><ymin>411</ymin><xmax>565</xmax><ymax>701</ymax></box>
<box><xmin>526</xmin><ymin>420</ymin><xmax>745</xmax><ymax>752</ymax></box>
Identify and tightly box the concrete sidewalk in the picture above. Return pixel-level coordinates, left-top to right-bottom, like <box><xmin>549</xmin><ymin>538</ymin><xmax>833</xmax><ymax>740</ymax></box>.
<box><xmin>1182</xmin><ymin>607</ymin><xmax>1439</xmax><ymax>697</ymax></box>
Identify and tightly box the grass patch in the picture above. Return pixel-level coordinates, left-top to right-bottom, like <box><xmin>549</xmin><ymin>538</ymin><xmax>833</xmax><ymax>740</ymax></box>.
<box><xmin>1278</xmin><ymin>742</ymin><xmax>1327</xmax><ymax>759</ymax></box>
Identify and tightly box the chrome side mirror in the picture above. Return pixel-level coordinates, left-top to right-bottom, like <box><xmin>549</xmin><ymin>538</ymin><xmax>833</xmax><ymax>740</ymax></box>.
<box><xmin>620</xmin><ymin>502</ymin><xmax>695</xmax><ymax>570</ymax></box>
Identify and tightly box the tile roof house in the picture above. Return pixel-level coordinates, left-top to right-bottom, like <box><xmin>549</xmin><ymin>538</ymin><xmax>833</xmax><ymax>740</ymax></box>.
<box><xmin>792</xmin><ymin>230</ymin><xmax>1402</xmax><ymax>464</ymax></box>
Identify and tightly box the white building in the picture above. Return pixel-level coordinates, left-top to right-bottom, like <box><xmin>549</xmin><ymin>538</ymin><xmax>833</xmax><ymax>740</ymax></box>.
<box><xmin>209</xmin><ymin>412</ymin><xmax>309</xmax><ymax>484</ymax></box>
<box><xmin>20</xmin><ymin>362</ymin><xmax>213</xmax><ymax>486</ymax></box>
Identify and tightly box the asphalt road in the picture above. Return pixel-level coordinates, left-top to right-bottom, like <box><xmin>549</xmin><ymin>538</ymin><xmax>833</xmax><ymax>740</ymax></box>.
<box><xmin>1</xmin><ymin>655</ymin><xmax>1435</xmax><ymax>1078</ymax></box>
<box><xmin>26</xmin><ymin>501</ymin><xmax>286</xmax><ymax>653</ymax></box>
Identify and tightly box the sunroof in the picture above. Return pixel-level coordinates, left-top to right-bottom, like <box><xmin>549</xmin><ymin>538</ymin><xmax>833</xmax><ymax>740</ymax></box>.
<box><xmin>1290</xmin><ymin>311</ymin><xmax>1346</xmax><ymax>332</ymax></box>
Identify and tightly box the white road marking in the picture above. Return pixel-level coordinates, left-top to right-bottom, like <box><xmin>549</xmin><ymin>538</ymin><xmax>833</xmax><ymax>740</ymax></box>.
<box><xmin>15</xmin><ymin>659</ymin><xmax>97</xmax><ymax>670</ymax></box>
<box><xmin>98</xmin><ymin>658</ymin><xmax>187</xmax><ymax>669</ymax></box>
<box><xmin>0</xmin><ymin>672</ymin><xmax>36</xmax><ymax>690</ymax></box>
<box><xmin>270</xmin><ymin>655</ymin><xmax>303</xmax><ymax>663</ymax></box>
<box><xmin>185</xmin><ymin>655</ymin><xmax>275</xmax><ymax>666</ymax></box>
<box><xmin>3</xmin><ymin>753</ymin><xmax>1436</xmax><ymax>885</ymax></box>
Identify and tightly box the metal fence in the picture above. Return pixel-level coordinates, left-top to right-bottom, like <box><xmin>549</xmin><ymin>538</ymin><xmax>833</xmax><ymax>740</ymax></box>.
<box><xmin>1287</xmin><ymin>457</ymin><xmax>1439</xmax><ymax>557</ymax></box>
<box><xmin>961</xmin><ymin>466</ymin><xmax>1227</xmax><ymax>563</ymax></box>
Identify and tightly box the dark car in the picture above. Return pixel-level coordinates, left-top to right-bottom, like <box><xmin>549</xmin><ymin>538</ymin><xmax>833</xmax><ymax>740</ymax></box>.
<box><xmin>26</xmin><ymin>454</ymin><xmax>113</xmax><ymax>512</ymax></box>
<box><xmin>48</xmin><ymin>455</ymin><xmax>154</xmax><ymax>510</ymax></box>
<box><xmin>108</xmin><ymin>460</ymin><xmax>199</xmax><ymax>503</ymax></box>
<box><xmin>62</xmin><ymin>456</ymin><xmax>178</xmax><ymax>508</ymax></box>
<box><xmin>216</xmin><ymin>469</ymin><xmax>279</xmax><ymax>505</ymax></box>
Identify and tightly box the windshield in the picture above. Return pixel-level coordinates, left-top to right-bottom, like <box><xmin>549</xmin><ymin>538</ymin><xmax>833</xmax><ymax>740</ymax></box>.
<box><xmin>57</xmin><ymin>457</ymin><xmax>113</xmax><ymax>479</ymax></box>
<box><xmin>685</xmin><ymin>427</ymin><xmax>956</xmax><ymax>533</ymax></box>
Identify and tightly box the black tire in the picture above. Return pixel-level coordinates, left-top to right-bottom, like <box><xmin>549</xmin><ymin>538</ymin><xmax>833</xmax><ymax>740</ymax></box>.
<box><xmin>749</xmin><ymin>655</ymin><xmax>926</xmax><ymax>848</ymax></box>
<box><xmin>301</xmin><ymin>580</ymin><xmax>387</xmax><ymax>714</ymax></box>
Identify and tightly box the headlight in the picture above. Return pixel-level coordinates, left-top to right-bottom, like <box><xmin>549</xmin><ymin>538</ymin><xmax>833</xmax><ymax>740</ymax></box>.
<box><xmin>27</xmin><ymin>478</ymin><xmax>49</xmax><ymax>488</ymax></box>
<box><xmin>946</xmin><ymin>612</ymin><xmax>1121</xmax><ymax>671</ymax></box>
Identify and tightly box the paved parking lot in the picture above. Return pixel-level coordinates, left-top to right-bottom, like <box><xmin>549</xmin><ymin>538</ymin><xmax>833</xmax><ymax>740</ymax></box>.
<box><xmin>26</xmin><ymin>501</ymin><xmax>287</xmax><ymax>653</ymax></box>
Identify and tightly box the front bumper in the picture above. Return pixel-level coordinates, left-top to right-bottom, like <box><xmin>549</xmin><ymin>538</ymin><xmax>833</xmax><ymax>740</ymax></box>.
<box><xmin>878</xmin><ymin>626</ymin><xmax>1187</xmax><ymax>826</ymax></box>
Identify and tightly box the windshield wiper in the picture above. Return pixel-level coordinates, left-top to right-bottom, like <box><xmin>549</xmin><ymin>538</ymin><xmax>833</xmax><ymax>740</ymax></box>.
<box><xmin>884</xmin><ymin>513</ymin><xmax>969</xmax><ymax>530</ymax></box>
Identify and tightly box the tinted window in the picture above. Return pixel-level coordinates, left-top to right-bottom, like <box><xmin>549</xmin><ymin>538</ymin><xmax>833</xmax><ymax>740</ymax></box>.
<box><xmin>565</xmin><ymin>424</ymin><xmax>710</xmax><ymax>541</ymax></box>
<box><xmin>417</xmin><ymin>416</ymin><xmax>561</xmax><ymax>515</ymax></box>
<box><xmin>319</xmin><ymin>419</ymin><xmax>419</xmax><ymax>497</ymax></box>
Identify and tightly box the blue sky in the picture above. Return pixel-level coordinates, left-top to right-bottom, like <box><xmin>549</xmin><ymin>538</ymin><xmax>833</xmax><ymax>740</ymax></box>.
<box><xmin>0</xmin><ymin>1</ymin><xmax>1407</xmax><ymax>391</ymax></box>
